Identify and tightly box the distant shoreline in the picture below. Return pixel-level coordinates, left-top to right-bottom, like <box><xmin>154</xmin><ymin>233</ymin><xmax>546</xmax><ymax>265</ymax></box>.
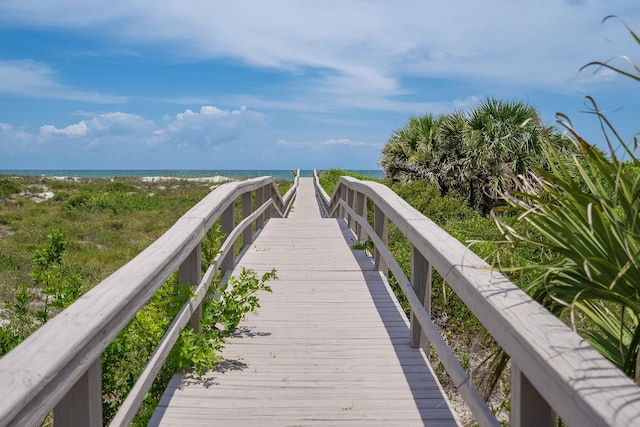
<box><xmin>0</xmin><ymin>169</ymin><xmax>385</xmax><ymax>181</ymax></box>
<box><xmin>140</xmin><ymin>176</ymin><xmax>232</xmax><ymax>183</ymax></box>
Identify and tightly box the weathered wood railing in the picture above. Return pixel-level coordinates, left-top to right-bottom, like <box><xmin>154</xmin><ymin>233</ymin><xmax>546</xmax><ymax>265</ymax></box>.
<box><xmin>314</xmin><ymin>171</ymin><xmax>640</xmax><ymax>427</ymax></box>
<box><xmin>0</xmin><ymin>173</ymin><xmax>298</xmax><ymax>427</ymax></box>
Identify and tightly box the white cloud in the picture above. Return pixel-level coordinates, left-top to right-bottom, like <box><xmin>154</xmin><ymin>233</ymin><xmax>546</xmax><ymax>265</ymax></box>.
<box><xmin>40</xmin><ymin>122</ymin><xmax>88</xmax><ymax>137</ymax></box>
<box><xmin>0</xmin><ymin>123</ymin><xmax>33</xmax><ymax>141</ymax></box>
<box><xmin>157</xmin><ymin>105</ymin><xmax>266</xmax><ymax>146</ymax></box>
<box><xmin>2</xmin><ymin>1</ymin><xmax>638</xmax><ymax>104</ymax></box>
<box><xmin>0</xmin><ymin>60</ymin><xmax>126</xmax><ymax>103</ymax></box>
<box><xmin>0</xmin><ymin>123</ymin><xmax>36</xmax><ymax>156</ymax></box>
<box><xmin>1</xmin><ymin>110</ymin><xmax>389</xmax><ymax>169</ymax></box>
<box><xmin>39</xmin><ymin>112</ymin><xmax>154</xmax><ymax>139</ymax></box>
<box><xmin>22</xmin><ymin>106</ymin><xmax>266</xmax><ymax>158</ymax></box>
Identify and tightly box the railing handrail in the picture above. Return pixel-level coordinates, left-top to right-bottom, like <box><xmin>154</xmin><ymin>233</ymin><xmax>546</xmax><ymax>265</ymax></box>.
<box><xmin>313</xmin><ymin>170</ymin><xmax>331</xmax><ymax>218</ymax></box>
<box><xmin>282</xmin><ymin>170</ymin><xmax>299</xmax><ymax>217</ymax></box>
<box><xmin>0</xmin><ymin>175</ymin><xmax>295</xmax><ymax>427</ymax></box>
<box><xmin>313</xmin><ymin>171</ymin><xmax>640</xmax><ymax>427</ymax></box>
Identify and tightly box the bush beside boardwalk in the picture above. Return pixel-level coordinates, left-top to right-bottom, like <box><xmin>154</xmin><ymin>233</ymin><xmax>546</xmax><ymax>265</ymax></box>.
<box><xmin>0</xmin><ymin>174</ymin><xmax>286</xmax><ymax>425</ymax></box>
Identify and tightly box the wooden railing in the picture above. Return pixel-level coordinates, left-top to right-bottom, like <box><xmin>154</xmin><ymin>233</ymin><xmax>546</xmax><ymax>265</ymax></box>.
<box><xmin>0</xmin><ymin>173</ymin><xmax>298</xmax><ymax>427</ymax></box>
<box><xmin>314</xmin><ymin>171</ymin><xmax>640</xmax><ymax>427</ymax></box>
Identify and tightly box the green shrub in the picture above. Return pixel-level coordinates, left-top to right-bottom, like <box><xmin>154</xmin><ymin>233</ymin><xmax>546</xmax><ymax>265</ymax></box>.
<box><xmin>490</xmin><ymin>18</ymin><xmax>640</xmax><ymax>380</ymax></box>
<box><xmin>101</xmin><ymin>274</ymin><xmax>192</xmax><ymax>423</ymax></box>
<box><xmin>66</xmin><ymin>193</ymin><xmax>91</xmax><ymax>210</ymax></box>
<box><xmin>66</xmin><ymin>191</ymin><xmax>159</xmax><ymax>215</ymax></box>
<box><xmin>318</xmin><ymin>169</ymin><xmax>380</xmax><ymax>197</ymax></box>
<box><xmin>494</xmin><ymin>132</ymin><xmax>640</xmax><ymax>379</ymax></box>
<box><xmin>100</xmin><ymin>182</ymin><xmax>137</xmax><ymax>193</ymax></box>
<box><xmin>391</xmin><ymin>181</ymin><xmax>476</xmax><ymax>223</ymax></box>
<box><xmin>0</xmin><ymin>179</ymin><xmax>21</xmax><ymax>198</ymax></box>
<box><xmin>0</xmin><ymin>230</ymin><xmax>84</xmax><ymax>354</ymax></box>
<box><xmin>0</xmin><ymin>227</ymin><xmax>277</xmax><ymax>426</ymax></box>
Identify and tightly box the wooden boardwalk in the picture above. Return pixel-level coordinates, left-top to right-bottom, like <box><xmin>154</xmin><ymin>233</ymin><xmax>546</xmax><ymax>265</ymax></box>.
<box><xmin>150</xmin><ymin>178</ymin><xmax>459</xmax><ymax>426</ymax></box>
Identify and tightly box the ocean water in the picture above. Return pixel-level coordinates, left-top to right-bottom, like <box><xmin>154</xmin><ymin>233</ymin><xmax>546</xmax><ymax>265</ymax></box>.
<box><xmin>0</xmin><ymin>169</ymin><xmax>384</xmax><ymax>180</ymax></box>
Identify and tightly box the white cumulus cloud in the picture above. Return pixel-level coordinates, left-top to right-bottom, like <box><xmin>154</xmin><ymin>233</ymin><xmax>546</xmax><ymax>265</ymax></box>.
<box><xmin>39</xmin><ymin>112</ymin><xmax>154</xmax><ymax>139</ymax></box>
<box><xmin>158</xmin><ymin>105</ymin><xmax>266</xmax><ymax>146</ymax></box>
<box><xmin>40</xmin><ymin>122</ymin><xmax>89</xmax><ymax>137</ymax></box>
<box><xmin>22</xmin><ymin>106</ymin><xmax>267</xmax><ymax>159</ymax></box>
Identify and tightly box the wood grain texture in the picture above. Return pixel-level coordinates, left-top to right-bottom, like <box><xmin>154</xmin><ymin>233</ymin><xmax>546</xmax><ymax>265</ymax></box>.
<box><xmin>151</xmin><ymin>178</ymin><xmax>459</xmax><ymax>427</ymax></box>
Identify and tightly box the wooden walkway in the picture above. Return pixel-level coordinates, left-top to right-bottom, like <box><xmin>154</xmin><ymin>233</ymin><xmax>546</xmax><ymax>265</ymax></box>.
<box><xmin>150</xmin><ymin>178</ymin><xmax>459</xmax><ymax>426</ymax></box>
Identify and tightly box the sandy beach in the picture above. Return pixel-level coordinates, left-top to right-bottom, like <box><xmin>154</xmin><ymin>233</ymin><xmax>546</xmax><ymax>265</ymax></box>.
<box><xmin>140</xmin><ymin>176</ymin><xmax>233</xmax><ymax>183</ymax></box>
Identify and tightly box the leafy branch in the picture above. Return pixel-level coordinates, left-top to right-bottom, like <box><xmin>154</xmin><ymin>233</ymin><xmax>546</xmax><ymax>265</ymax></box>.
<box><xmin>171</xmin><ymin>267</ymin><xmax>277</xmax><ymax>375</ymax></box>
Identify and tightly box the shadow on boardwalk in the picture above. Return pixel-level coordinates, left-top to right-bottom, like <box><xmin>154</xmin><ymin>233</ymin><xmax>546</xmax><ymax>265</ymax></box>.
<box><xmin>150</xmin><ymin>178</ymin><xmax>458</xmax><ymax>426</ymax></box>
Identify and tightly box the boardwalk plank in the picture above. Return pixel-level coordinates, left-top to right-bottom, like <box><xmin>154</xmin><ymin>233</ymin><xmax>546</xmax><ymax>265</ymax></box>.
<box><xmin>150</xmin><ymin>178</ymin><xmax>459</xmax><ymax>426</ymax></box>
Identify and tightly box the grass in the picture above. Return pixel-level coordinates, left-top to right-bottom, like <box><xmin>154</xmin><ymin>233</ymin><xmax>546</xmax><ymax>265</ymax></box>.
<box><xmin>0</xmin><ymin>176</ymin><xmax>216</xmax><ymax>301</ymax></box>
<box><xmin>0</xmin><ymin>173</ymin><xmax>292</xmax><ymax>305</ymax></box>
<box><xmin>0</xmin><ymin>174</ymin><xmax>290</xmax><ymax>425</ymax></box>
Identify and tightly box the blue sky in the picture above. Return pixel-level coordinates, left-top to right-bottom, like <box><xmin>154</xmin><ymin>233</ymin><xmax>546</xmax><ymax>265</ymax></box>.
<box><xmin>0</xmin><ymin>1</ymin><xmax>639</xmax><ymax>170</ymax></box>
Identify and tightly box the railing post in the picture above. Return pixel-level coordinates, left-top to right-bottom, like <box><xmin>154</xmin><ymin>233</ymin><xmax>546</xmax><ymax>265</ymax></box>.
<box><xmin>347</xmin><ymin>187</ymin><xmax>355</xmax><ymax>231</ymax></box>
<box><xmin>260</xmin><ymin>185</ymin><xmax>270</xmax><ymax>221</ymax></box>
<box><xmin>255</xmin><ymin>188</ymin><xmax>264</xmax><ymax>230</ymax></box>
<box><xmin>54</xmin><ymin>357</ymin><xmax>102</xmax><ymax>427</ymax></box>
<box><xmin>179</xmin><ymin>244</ymin><xmax>202</xmax><ymax>332</ymax></box>
<box><xmin>410</xmin><ymin>245</ymin><xmax>431</xmax><ymax>350</ymax></box>
<box><xmin>221</xmin><ymin>203</ymin><xmax>235</xmax><ymax>274</ymax></box>
<box><xmin>334</xmin><ymin>184</ymin><xmax>343</xmax><ymax>219</ymax></box>
<box><xmin>242</xmin><ymin>191</ymin><xmax>253</xmax><ymax>246</ymax></box>
<box><xmin>340</xmin><ymin>185</ymin><xmax>348</xmax><ymax>220</ymax></box>
<box><xmin>268</xmin><ymin>184</ymin><xmax>278</xmax><ymax>218</ymax></box>
<box><xmin>373</xmin><ymin>204</ymin><xmax>388</xmax><ymax>274</ymax></box>
<box><xmin>511</xmin><ymin>365</ymin><xmax>554</xmax><ymax>427</ymax></box>
<box><xmin>356</xmin><ymin>192</ymin><xmax>366</xmax><ymax>243</ymax></box>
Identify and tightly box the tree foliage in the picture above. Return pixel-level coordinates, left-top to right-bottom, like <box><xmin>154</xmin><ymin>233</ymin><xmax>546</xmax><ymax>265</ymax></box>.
<box><xmin>493</xmin><ymin>18</ymin><xmax>640</xmax><ymax>381</ymax></box>
<box><xmin>379</xmin><ymin>98</ymin><xmax>573</xmax><ymax>214</ymax></box>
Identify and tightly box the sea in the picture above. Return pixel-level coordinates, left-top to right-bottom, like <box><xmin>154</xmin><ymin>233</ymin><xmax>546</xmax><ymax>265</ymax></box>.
<box><xmin>0</xmin><ymin>169</ymin><xmax>384</xmax><ymax>180</ymax></box>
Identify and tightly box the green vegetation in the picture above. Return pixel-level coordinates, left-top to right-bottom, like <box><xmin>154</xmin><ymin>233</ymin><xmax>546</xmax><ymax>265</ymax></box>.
<box><xmin>0</xmin><ymin>175</ymin><xmax>284</xmax><ymax>425</ymax></box>
<box><xmin>103</xmin><ymin>266</ymin><xmax>276</xmax><ymax>425</ymax></box>
<box><xmin>0</xmin><ymin>230</ymin><xmax>83</xmax><ymax>353</ymax></box>
<box><xmin>0</xmin><ymin>176</ymin><xmax>214</xmax><ymax>302</ymax></box>
<box><xmin>379</xmin><ymin>98</ymin><xmax>574</xmax><ymax>214</ymax></box>
<box><xmin>494</xmin><ymin>121</ymin><xmax>640</xmax><ymax>379</ymax></box>
<box><xmin>318</xmin><ymin>169</ymin><xmax>378</xmax><ymax>197</ymax></box>
<box><xmin>492</xmin><ymin>18</ymin><xmax>640</xmax><ymax>380</ymax></box>
<box><xmin>0</xmin><ymin>179</ymin><xmax>21</xmax><ymax>198</ymax></box>
<box><xmin>172</xmin><ymin>268</ymin><xmax>276</xmax><ymax>375</ymax></box>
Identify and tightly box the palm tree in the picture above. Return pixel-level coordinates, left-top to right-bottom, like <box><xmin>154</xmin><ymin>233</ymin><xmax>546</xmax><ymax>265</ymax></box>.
<box><xmin>379</xmin><ymin>114</ymin><xmax>443</xmax><ymax>184</ymax></box>
<box><xmin>379</xmin><ymin>138</ymin><xmax>413</xmax><ymax>183</ymax></box>
<box><xmin>379</xmin><ymin>99</ymin><xmax>570</xmax><ymax>214</ymax></box>
<box><xmin>463</xmin><ymin>98</ymin><xmax>561</xmax><ymax>213</ymax></box>
<box><xmin>435</xmin><ymin>111</ymin><xmax>467</xmax><ymax>196</ymax></box>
